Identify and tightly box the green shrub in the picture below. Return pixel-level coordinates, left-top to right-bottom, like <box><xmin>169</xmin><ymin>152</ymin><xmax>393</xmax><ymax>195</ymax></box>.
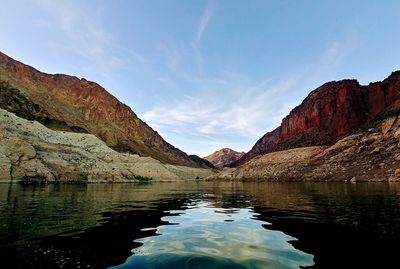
<box><xmin>133</xmin><ymin>174</ymin><xmax>153</xmax><ymax>181</ymax></box>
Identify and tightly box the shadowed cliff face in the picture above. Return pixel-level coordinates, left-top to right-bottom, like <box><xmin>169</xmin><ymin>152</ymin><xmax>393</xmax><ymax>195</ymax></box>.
<box><xmin>0</xmin><ymin>52</ymin><xmax>209</xmax><ymax>168</ymax></box>
<box><xmin>188</xmin><ymin>155</ymin><xmax>215</xmax><ymax>169</ymax></box>
<box><xmin>233</xmin><ymin>72</ymin><xmax>400</xmax><ymax>166</ymax></box>
<box><xmin>0</xmin><ymin>81</ymin><xmax>87</xmax><ymax>133</ymax></box>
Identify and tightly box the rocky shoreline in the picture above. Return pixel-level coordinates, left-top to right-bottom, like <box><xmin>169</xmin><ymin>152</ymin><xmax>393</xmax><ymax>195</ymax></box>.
<box><xmin>1</xmin><ymin>106</ymin><xmax>399</xmax><ymax>183</ymax></box>
<box><xmin>0</xmin><ymin>108</ymin><xmax>214</xmax><ymax>183</ymax></box>
<box><xmin>210</xmin><ymin>111</ymin><xmax>400</xmax><ymax>182</ymax></box>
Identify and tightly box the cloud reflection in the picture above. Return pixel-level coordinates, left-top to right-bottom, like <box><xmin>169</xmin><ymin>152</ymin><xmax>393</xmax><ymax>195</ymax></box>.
<box><xmin>111</xmin><ymin>200</ymin><xmax>314</xmax><ymax>269</ymax></box>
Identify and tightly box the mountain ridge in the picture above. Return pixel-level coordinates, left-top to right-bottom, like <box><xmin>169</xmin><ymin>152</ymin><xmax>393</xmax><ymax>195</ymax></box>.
<box><xmin>0</xmin><ymin>51</ymin><xmax>210</xmax><ymax>168</ymax></box>
<box><xmin>232</xmin><ymin>71</ymin><xmax>400</xmax><ymax>166</ymax></box>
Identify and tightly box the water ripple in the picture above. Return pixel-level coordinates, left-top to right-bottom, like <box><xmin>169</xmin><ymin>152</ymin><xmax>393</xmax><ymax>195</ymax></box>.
<box><xmin>111</xmin><ymin>200</ymin><xmax>314</xmax><ymax>269</ymax></box>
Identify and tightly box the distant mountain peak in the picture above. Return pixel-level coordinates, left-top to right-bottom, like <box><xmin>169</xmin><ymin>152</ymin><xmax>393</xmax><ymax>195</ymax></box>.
<box><xmin>204</xmin><ymin>148</ymin><xmax>245</xmax><ymax>168</ymax></box>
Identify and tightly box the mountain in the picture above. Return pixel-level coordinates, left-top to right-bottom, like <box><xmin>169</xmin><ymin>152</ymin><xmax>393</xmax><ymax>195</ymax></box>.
<box><xmin>232</xmin><ymin>72</ymin><xmax>400</xmax><ymax>166</ymax></box>
<box><xmin>204</xmin><ymin>148</ymin><xmax>245</xmax><ymax>168</ymax></box>
<box><xmin>0</xmin><ymin>108</ymin><xmax>213</xmax><ymax>182</ymax></box>
<box><xmin>212</xmin><ymin>106</ymin><xmax>400</xmax><ymax>181</ymax></box>
<box><xmin>188</xmin><ymin>155</ymin><xmax>215</xmax><ymax>169</ymax></box>
<box><xmin>0</xmin><ymin>52</ymin><xmax>210</xmax><ymax>168</ymax></box>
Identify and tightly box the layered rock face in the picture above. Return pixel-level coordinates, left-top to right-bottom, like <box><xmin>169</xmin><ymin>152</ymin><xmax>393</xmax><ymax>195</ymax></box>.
<box><xmin>212</xmin><ymin>107</ymin><xmax>400</xmax><ymax>182</ymax></box>
<box><xmin>204</xmin><ymin>148</ymin><xmax>245</xmax><ymax>168</ymax></box>
<box><xmin>0</xmin><ymin>52</ymin><xmax>209</xmax><ymax>168</ymax></box>
<box><xmin>0</xmin><ymin>108</ymin><xmax>213</xmax><ymax>182</ymax></box>
<box><xmin>233</xmin><ymin>72</ymin><xmax>400</xmax><ymax>166</ymax></box>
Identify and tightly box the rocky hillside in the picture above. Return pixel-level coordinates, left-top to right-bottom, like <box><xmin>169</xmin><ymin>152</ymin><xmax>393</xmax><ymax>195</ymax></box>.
<box><xmin>0</xmin><ymin>52</ymin><xmax>209</xmax><ymax>168</ymax></box>
<box><xmin>0</xmin><ymin>108</ymin><xmax>213</xmax><ymax>182</ymax></box>
<box><xmin>233</xmin><ymin>71</ymin><xmax>400</xmax><ymax>166</ymax></box>
<box><xmin>188</xmin><ymin>155</ymin><xmax>215</xmax><ymax>169</ymax></box>
<box><xmin>212</xmin><ymin>105</ymin><xmax>400</xmax><ymax>182</ymax></box>
<box><xmin>204</xmin><ymin>148</ymin><xmax>245</xmax><ymax>168</ymax></box>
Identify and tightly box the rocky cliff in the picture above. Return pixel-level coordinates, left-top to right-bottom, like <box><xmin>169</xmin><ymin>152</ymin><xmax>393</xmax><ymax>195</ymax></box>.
<box><xmin>233</xmin><ymin>72</ymin><xmax>400</xmax><ymax>166</ymax></box>
<box><xmin>212</xmin><ymin>105</ymin><xmax>400</xmax><ymax>182</ymax></box>
<box><xmin>204</xmin><ymin>148</ymin><xmax>245</xmax><ymax>168</ymax></box>
<box><xmin>0</xmin><ymin>108</ymin><xmax>213</xmax><ymax>182</ymax></box>
<box><xmin>0</xmin><ymin>52</ymin><xmax>209</xmax><ymax>168</ymax></box>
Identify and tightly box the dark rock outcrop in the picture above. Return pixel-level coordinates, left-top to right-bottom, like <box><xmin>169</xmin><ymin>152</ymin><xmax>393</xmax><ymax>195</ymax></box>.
<box><xmin>0</xmin><ymin>81</ymin><xmax>87</xmax><ymax>133</ymax></box>
<box><xmin>188</xmin><ymin>155</ymin><xmax>215</xmax><ymax>169</ymax></box>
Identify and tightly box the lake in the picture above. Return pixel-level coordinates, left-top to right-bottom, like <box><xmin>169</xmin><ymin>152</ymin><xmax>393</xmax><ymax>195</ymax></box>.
<box><xmin>0</xmin><ymin>182</ymin><xmax>399</xmax><ymax>268</ymax></box>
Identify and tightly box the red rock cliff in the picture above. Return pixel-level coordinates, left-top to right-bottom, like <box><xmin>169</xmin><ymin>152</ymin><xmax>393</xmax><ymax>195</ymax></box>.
<box><xmin>233</xmin><ymin>71</ymin><xmax>400</xmax><ymax>166</ymax></box>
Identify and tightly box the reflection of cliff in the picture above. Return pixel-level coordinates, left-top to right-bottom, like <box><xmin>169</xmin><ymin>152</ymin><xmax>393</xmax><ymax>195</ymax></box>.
<box><xmin>242</xmin><ymin>182</ymin><xmax>400</xmax><ymax>213</ymax></box>
<box><xmin>245</xmin><ymin>183</ymin><xmax>400</xmax><ymax>269</ymax></box>
<box><xmin>1</xmin><ymin>182</ymin><xmax>400</xmax><ymax>268</ymax></box>
<box><xmin>0</xmin><ymin>183</ymin><xmax>192</xmax><ymax>268</ymax></box>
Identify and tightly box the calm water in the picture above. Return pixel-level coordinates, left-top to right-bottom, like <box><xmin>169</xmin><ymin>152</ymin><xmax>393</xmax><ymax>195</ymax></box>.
<box><xmin>0</xmin><ymin>182</ymin><xmax>400</xmax><ymax>269</ymax></box>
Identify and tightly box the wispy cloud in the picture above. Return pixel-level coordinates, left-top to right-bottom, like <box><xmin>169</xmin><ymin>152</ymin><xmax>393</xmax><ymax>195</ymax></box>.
<box><xmin>319</xmin><ymin>30</ymin><xmax>359</xmax><ymax>71</ymax></box>
<box><xmin>140</xmin><ymin>75</ymin><xmax>297</xmax><ymax>143</ymax></box>
<box><xmin>141</xmin><ymin>29</ymin><xmax>360</xmax><ymax>156</ymax></box>
<box><xmin>191</xmin><ymin>1</ymin><xmax>216</xmax><ymax>73</ymax></box>
<box><xmin>156</xmin><ymin>2</ymin><xmax>216</xmax><ymax>75</ymax></box>
<box><xmin>196</xmin><ymin>2</ymin><xmax>216</xmax><ymax>44</ymax></box>
<box><xmin>140</xmin><ymin>95</ymin><xmax>219</xmax><ymax>130</ymax></box>
<box><xmin>34</xmin><ymin>0</ymin><xmax>113</xmax><ymax>67</ymax></box>
<box><xmin>31</xmin><ymin>1</ymin><xmax>360</xmax><ymax>157</ymax></box>
<box><xmin>33</xmin><ymin>0</ymin><xmax>145</xmax><ymax>74</ymax></box>
<box><xmin>156</xmin><ymin>42</ymin><xmax>182</xmax><ymax>73</ymax></box>
<box><xmin>206</xmin><ymin>78</ymin><xmax>297</xmax><ymax>136</ymax></box>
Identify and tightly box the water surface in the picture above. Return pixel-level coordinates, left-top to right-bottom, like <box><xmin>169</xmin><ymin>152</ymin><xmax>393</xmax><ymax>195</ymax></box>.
<box><xmin>1</xmin><ymin>182</ymin><xmax>399</xmax><ymax>268</ymax></box>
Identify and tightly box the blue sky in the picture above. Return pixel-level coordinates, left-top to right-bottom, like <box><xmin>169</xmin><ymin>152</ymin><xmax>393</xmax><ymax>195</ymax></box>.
<box><xmin>1</xmin><ymin>0</ymin><xmax>400</xmax><ymax>156</ymax></box>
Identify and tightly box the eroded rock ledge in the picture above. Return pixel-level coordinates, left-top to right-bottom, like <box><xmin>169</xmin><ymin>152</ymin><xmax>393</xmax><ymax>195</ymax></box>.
<box><xmin>0</xmin><ymin>108</ymin><xmax>214</xmax><ymax>183</ymax></box>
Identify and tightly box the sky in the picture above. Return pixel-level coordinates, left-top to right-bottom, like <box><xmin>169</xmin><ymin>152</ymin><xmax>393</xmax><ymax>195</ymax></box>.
<box><xmin>1</xmin><ymin>0</ymin><xmax>400</xmax><ymax>157</ymax></box>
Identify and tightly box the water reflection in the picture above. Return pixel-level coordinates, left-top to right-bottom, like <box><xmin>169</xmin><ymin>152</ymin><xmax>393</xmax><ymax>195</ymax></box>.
<box><xmin>0</xmin><ymin>182</ymin><xmax>400</xmax><ymax>268</ymax></box>
<box><xmin>112</xmin><ymin>198</ymin><xmax>314</xmax><ymax>269</ymax></box>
